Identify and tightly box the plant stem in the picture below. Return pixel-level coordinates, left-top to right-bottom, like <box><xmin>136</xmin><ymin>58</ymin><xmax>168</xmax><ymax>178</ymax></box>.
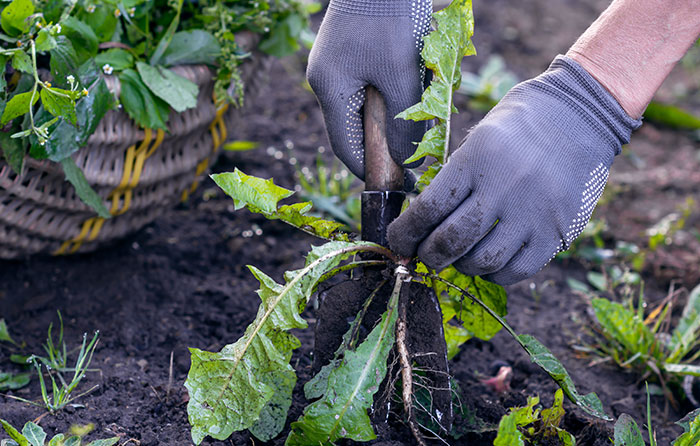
<box><xmin>28</xmin><ymin>41</ymin><xmax>39</xmax><ymax>132</ymax></box>
<box><xmin>421</xmin><ymin>273</ymin><xmax>519</xmax><ymax>341</ymax></box>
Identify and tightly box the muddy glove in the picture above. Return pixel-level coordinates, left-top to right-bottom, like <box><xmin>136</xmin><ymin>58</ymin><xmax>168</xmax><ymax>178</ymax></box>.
<box><xmin>307</xmin><ymin>0</ymin><xmax>432</xmax><ymax>180</ymax></box>
<box><xmin>387</xmin><ymin>56</ymin><xmax>642</xmax><ymax>285</ymax></box>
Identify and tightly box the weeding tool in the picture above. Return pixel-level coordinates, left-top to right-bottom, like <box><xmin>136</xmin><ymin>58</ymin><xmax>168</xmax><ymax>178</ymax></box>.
<box><xmin>313</xmin><ymin>86</ymin><xmax>453</xmax><ymax>436</ymax></box>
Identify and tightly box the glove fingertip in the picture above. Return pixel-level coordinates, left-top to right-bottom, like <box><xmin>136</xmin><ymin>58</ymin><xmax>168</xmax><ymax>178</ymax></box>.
<box><xmin>387</xmin><ymin>218</ymin><xmax>419</xmax><ymax>259</ymax></box>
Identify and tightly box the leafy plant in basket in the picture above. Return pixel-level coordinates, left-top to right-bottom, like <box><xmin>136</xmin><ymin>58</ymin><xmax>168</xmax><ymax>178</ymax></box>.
<box><xmin>0</xmin><ymin>0</ymin><xmax>314</xmax><ymax>215</ymax></box>
<box><xmin>185</xmin><ymin>1</ymin><xmax>610</xmax><ymax>445</ymax></box>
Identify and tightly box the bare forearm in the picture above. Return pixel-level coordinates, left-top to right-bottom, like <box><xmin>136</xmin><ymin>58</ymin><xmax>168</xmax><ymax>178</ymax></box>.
<box><xmin>567</xmin><ymin>0</ymin><xmax>700</xmax><ymax>119</ymax></box>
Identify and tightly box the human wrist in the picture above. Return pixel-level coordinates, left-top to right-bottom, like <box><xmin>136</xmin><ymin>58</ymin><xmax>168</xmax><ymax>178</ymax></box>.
<box><xmin>566</xmin><ymin>50</ymin><xmax>648</xmax><ymax>119</ymax></box>
<box><xmin>566</xmin><ymin>0</ymin><xmax>700</xmax><ymax>119</ymax></box>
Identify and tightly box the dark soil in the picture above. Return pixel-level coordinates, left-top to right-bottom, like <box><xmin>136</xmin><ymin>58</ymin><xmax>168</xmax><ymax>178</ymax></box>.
<box><xmin>2</xmin><ymin>1</ymin><xmax>699</xmax><ymax>445</ymax></box>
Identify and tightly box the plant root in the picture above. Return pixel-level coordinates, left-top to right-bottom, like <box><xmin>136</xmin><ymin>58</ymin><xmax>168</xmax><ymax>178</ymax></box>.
<box><xmin>397</xmin><ymin>289</ymin><xmax>428</xmax><ymax>446</ymax></box>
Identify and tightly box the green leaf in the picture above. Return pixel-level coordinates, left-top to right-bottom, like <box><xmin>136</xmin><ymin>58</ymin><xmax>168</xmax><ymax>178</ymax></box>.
<box><xmin>587</xmin><ymin>271</ymin><xmax>607</xmax><ymax>291</ymax></box>
<box><xmin>493</xmin><ymin>412</ymin><xmax>525</xmax><ymax>446</ymax></box>
<box><xmin>674</xmin><ymin>409</ymin><xmax>700</xmax><ymax>446</ymax></box>
<box><xmin>136</xmin><ymin>62</ymin><xmax>198</xmax><ymax>113</ymax></box>
<box><xmin>303</xmin><ymin>315</ymin><xmax>363</xmax><ymax>401</ymax></box>
<box><xmin>119</xmin><ymin>68</ymin><xmax>170</xmax><ymax>130</ymax></box>
<box><xmin>35</xmin><ymin>28</ymin><xmax>57</xmax><ymax>52</ymax></box>
<box><xmin>11</xmin><ymin>50</ymin><xmax>32</xmax><ymax>74</ymax></box>
<box><xmin>669</xmin><ymin>283</ymin><xmax>700</xmax><ymax>360</ymax></box>
<box><xmin>75</xmin><ymin>77</ymin><xmax>113</xmax><ymax>146</ymax></box>
<box><xmin>566</xmin><ymin>277</ymin><xmax>590</xmax><ymax>293</ymax></box>
<box><xmin>60</xmin><ymin>17</ymin><xmax>99</xmax><ymax>63</ymax></box>
<box><xmin>259</xmin><ymin>14</ymin><xmax>304</xmax><ymax>58</ymax></box>
<box><xmin>213</xmin><ymin>168</ymin><xmax>293</xmax><ymax>213</ymax></box>
<box><xmin>248</xmin><ymin>364</ymin><xmax>297</xmax><ymax>441</ymax></box>
<box><xmin>94</xmin><ymin>48</ymin><xmax>134</xmax><ymax>71</ymax></box>
<box><xmin>43</xmin><ymin>118</ymin><xmax>78</xmax><ymax>161</ymax></box>
<box><xmin>211</xmin><ymin>169</ymin><xmax>348</xmax><ymax>241</ymax></box>
<box><xmin>614</xmin><ymin>414</ymin><xmax>645</xmax><ymax>446</ymax></box>
<box><xmin>1</xmin><ymin>0</ymin><xmax>34</xmax><ymax>36</ymax></box>
<box><xmin>63</xmin><ymin>436</ymin><xmax>80</xmax><ymax>446</ymax></box>
<box><xmin>149</xmin><ymin>0</ymin><xmax>183</xmax><ymax>65</ymax></box>
<box><xmin>403</xmin><ymin>123</ymin><xmax>446</xmax><ymax>164</ymax></box>
<box><xmin>286</xmin><ymin>276</ymin><xmax>403</xmax><ymax>445</ymax></box>
<box><xmin>663</xmin><ymin>363</ymin><xmax>700</xmax><ymax>376</ymax></box>
<box><xmin>592</xmin><ymin>298</ymin><xmax>654</xmax><ymax>358</ymax></box>
<box><xmin>1</xmin><ymin>420</ymin><xmax>28</xmax><ymax>446</ymax></box>
<box><xmin>419</xmin><ymin>264</ymin><xmax>506</xmax><ymax>353</ymax></box>
<box><xmin>80</xmin><ymin>6</ymin><xmax>118</xmax><ymax>42</ymax></box>
<box><xmin>41</xmin><ymin>0</ymin><xmax>62</xmax><ymax>24</ymax></box>
<box><xmin>0</xmin><ymin>318</ymin><xmax>16</xmax><ymax>345</ymax></box>
<box><xmin>48</xmin><ymin>434</ymin><xmax>64</xmax><ymax>446</ymax></box>
<box><xmin>0</xmin><ymin>371</ymin><xmax>30</xmax><ymax>391</ymax></box>
<box><xmin>556</xmin><ymin>428</ymin><xmax>576</xmax><ymax>446</ymax></box>
<box><xmin>41</xmin><ymin>87</ymin><xmax>77</xmax><ymax>125</ymax></box>
<box><xmin>76</xmin><ymin>59</ymin><xmax>101</xmax><ymax>88</ymax></box>
<box><xmin>416</xmin><ymin>163</ymin><xmax>441</xmax><ymax>192</ymax></box>
<box><xmin>443</xmin><ymin>320</ymin><xmax>470</xmax><ymax>360</ymax></box>
<box><xmin>493</xmin><ymin>396</ymin><xmax>539</xmax><ymax>446</ymax></box>
<box><xmin>1</xmin><ymin>91</ymin><xmax>38</xmax><ymax>125</ymax></box>
<box><xmin>644</xmin><ymin>101</ymin><xmax>700</xmax><ymax>130</ymax></box>
<box><xmin>49</xmin><ymin>38</ymin><xmax>80</xmax><ymax>88</ymax></box>
<box><xmin>397</xmin><ymin>0</ymin><xmax>475</xmax><ymax>165</ymax></box>
<box><xmin>0</xmin><ymin>54</ymin><xmax>7</xmax><ymax>92</ymax></box>
<box><xmin>186</xmin><ymin>241</ymin><xmax>380</xmax><ymax>444</ymax></box>
<box><xmin>21</xmin><ymin>423</ymin><xmax>45</xmax><ymax>446</ymax></box>
<box><xmin>160</xmin><ymin>30</ymin><xmax>221</xmax><ymax>67</ymax></box>
<box><xmin>60</xmin><ymin>157</ymin><xmax>111</xmax><ymax>218</ymax></box>
<box><xmin>85</xmin><ymin>438</ymin><xmax>120</xmax><ymax>446</ymax></box>
<box><xmin>540</xmin><ymin>389</ymin><xmax>565</xmax><ymax>431</ymax></box>
<box><xmin>517</xmin><ymin>334</ymin><xmax>611</xmax><ymax>421</ymax></box>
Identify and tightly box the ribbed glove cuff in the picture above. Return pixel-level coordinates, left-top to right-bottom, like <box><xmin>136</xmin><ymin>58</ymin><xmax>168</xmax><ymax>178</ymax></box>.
<box><xmin>328</xmin><ymin>0</ymin><xmax>410</xmax><ymax>16</ymax></box>
<box><xmin>538</xmin><ymin>55</ymin><xmax>642</xmax><ymax>155</ymax></box>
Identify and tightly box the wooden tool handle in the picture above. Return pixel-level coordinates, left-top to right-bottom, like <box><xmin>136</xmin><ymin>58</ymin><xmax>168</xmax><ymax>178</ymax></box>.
<box><xmin>363</xmin><ymin>86</ymin><xmax>404</xmax><ymax>191</ymax></box>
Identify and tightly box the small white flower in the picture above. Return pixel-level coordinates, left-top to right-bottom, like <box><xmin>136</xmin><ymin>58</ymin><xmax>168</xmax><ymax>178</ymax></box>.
<box><xmin>66</xmin><ymin>74</ymin><xmax>75</xmax><ymax>84</ymax></box>
<box><xmin>128</xmin><ymin>7</ymin><xmax>135</xmax><ymax>17</ymax></box>
<box><xmin>102</xmin><ymin>64</ymin><xmax>114</xmax><ymax>75</ymax></box>
<box><xmin>86</xmin><ymin>4</ymin><xmax>96</xmax><ymax>12</ymax></box>
<box><xmin>53</xmin><ymin>24</ymin><xmax>61</xmax><ymax>34</ymax></box>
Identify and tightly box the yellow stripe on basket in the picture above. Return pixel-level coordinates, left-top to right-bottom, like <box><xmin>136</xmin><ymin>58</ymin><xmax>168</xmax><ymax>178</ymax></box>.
<box><xmin>181</xmin><ymin>104</ymin><xmax>230</xmax><ymax>202</ymax></box>
<box><xmin>53</xmin><ymin>129</ymin><xmax>164</xmax><ymax>255</ymax></box>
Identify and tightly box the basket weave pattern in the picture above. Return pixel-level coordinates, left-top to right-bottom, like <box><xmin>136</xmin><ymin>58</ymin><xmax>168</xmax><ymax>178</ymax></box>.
<box><xmin>0</xmin><ymin>49</ymin><xmax>269</xmax><ymax>258</ymax></box>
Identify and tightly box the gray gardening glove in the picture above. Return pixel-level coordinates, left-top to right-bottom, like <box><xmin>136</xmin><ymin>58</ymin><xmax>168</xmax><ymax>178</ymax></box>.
<box><xmin>388</xmin><ymin>56</ymin><xmax>642</xmax><ymax>285</ymax></box>
<box><xmin>307</xmin><ymin>0</ymin><xmax>432</xmax><ymax>180</ymax></box>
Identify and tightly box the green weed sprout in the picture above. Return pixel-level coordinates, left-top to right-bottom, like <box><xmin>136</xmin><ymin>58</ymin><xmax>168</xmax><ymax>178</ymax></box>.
<box><xmin>9</xmin><ymin>320</ymin><xmax>100</xmax><ymax>413</ymax></box>
<box><xmin>39</xmin><ymin>311</ymin><xmax>68</xmax><ymax>371</ymax></box>
<box><xmin>493</xmin><ymin>389</ymin><xmax>576</xmax><ymax>445</ymax></box>
<box><xmin>576</xmin><ymin>282</ymin><xmax>700</xmax><ymax>407</ymax></box>
<box><xmin>0</xmin><ymin>419</ymin><xmax>118</xmax><ymax>446</ymax></box>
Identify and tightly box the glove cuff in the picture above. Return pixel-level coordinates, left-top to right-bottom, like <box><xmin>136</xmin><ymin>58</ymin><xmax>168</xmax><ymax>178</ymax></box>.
<box><xmin>328</xmin><ymin>0</ymin><xmax>416</xmax><ymax>16</ymax></box>
<box><xmin>540</xmin><ymin>55</ymin><xmax>643</xmax><ymax>155</ymax></box>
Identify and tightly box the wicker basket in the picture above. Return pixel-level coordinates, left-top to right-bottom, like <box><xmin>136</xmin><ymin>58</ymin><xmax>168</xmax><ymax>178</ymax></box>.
<box><xmin>0</xmin><ymin>35</ymin><xmax>270</xmax><ymax>258</ymax></box>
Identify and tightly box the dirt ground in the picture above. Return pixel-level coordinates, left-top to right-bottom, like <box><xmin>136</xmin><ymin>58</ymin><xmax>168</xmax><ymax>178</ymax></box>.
<box><xmin>2</xmin><ymin>0</ymin><xmax>700</xmax><ymax>445</ymax></box>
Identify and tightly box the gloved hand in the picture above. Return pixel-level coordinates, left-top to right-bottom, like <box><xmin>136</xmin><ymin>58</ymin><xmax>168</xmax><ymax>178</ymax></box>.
<box><xmin>387</xmin><ymin>56</ymin><xmax>642</xmax><ymax>285</ymax></box>
<box><xmin>306</xmin><ymin>0</ymin><xmax>432</xmax><ymax>180</ymax></box>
